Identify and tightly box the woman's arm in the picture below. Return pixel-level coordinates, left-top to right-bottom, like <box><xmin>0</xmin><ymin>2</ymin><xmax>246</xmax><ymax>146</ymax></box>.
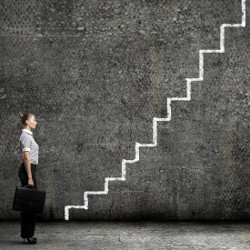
<box><xmin>23</xmin><ymin>151</ymin><xmax>34</xmax><ymax>186</ymax></box>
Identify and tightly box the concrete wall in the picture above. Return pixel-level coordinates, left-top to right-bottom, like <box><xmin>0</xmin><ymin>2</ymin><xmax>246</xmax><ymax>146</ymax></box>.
<box><xmin>0</xmin><ymin>0</ymin><xmax>249</xmax><ymax>220</ymax></box>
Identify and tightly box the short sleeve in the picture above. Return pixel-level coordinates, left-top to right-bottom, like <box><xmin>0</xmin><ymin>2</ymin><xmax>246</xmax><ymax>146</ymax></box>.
<box><xmin>20</xmin><ymin>136</ymin><xmax>31</xmax><ymax>152</ymax></box>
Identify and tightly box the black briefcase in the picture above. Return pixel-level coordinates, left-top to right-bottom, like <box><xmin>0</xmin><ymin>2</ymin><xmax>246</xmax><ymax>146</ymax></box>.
<box><xmin>12</xmin><ymin>185</ymin><xmax>46</xmax><ymax>213</ymax></box>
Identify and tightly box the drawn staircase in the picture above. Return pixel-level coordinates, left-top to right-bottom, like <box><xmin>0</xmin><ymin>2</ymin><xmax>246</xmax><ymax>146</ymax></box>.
<box><xmin>64</xmin><ymin>0</ymin><xmax>247</xmax><ymax>220</ymax></box>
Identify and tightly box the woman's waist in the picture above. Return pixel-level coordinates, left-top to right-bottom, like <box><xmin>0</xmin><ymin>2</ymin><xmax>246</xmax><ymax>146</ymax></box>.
<box><xmin>20</xmin><ymin>162</ymin><xmax>38</xmax><ymax>167</ymax></box>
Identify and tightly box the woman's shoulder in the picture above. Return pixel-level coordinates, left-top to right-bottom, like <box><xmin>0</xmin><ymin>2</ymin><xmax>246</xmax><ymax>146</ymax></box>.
<box><xmin>19</xmin><ymin>132</ymin><xmax>32</xmax><ymax>140</ymax></box>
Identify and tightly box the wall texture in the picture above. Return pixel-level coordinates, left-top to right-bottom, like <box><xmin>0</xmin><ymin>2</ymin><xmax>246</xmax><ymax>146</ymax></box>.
<box><xmin>0</xmin><ymin>0</ymin><xmax>249</xmax><ymax>220</ymax></box>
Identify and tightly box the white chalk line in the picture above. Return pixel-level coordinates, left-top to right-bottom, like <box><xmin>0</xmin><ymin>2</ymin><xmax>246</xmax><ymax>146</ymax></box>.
<box><xmin>64</xmin><ymin>0</ymin><xmax>246</xmax><ymax>220</ymax></box>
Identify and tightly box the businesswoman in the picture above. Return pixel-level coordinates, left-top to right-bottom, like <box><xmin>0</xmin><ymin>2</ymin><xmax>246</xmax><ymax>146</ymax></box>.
<box><xmin>18</xmin><ymin>113</ymin><xmax>39</xmax><ymax>244</ymax></box>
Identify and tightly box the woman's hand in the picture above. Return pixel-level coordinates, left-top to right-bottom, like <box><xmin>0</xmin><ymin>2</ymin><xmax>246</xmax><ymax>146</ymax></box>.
<box><xmin>28</xmin><ymin>177</ymin><xmax>34</xmax><ymax>187</ymax></box>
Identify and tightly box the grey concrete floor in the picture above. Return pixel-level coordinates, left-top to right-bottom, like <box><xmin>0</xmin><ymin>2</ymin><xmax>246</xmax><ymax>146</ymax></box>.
<box><xmin>0</xmin><ymin>220</ymin><xmax>250</xmax><ymax>250</ymax></box>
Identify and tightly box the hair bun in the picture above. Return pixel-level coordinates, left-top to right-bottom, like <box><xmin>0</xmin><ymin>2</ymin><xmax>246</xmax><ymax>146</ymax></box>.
<box><xmin>19</xmin><ymin>113</ymin><xmax>24</xmax><ymax>119</ymax></box>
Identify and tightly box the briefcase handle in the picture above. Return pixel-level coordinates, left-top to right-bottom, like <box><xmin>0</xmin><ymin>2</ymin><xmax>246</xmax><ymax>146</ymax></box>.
<box><xmin>24</xmin><ymin>185</ymin><xmax>35</xmax><ymax>188</ymax></box>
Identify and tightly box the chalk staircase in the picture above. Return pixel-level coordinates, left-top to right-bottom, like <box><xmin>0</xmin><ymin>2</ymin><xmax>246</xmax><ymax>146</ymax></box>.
<box><xmin>64</xmin><ymin>0</ymin><xmax>247</xmax><ymax>220</ymax></box>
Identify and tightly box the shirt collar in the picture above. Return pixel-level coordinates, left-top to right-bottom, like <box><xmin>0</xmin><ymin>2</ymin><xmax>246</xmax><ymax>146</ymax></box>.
<box><xmin>22</xmin><ymin>128</ymin><xmax>33</xmax><ymax>135</ymax></box>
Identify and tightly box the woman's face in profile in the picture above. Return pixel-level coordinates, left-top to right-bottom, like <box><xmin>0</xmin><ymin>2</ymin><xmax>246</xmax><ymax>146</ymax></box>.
<box><xmin>26</xmin><ymin>115</ymin><xmax>37</xmax><ymax>130</ymax></box>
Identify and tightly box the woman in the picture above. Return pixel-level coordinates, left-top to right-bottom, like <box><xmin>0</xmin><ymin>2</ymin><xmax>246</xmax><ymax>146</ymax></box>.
<box><xmin>18</xmin><ymin>113</ymin><xmax>39</xmax><ymax>244</ymax></box>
